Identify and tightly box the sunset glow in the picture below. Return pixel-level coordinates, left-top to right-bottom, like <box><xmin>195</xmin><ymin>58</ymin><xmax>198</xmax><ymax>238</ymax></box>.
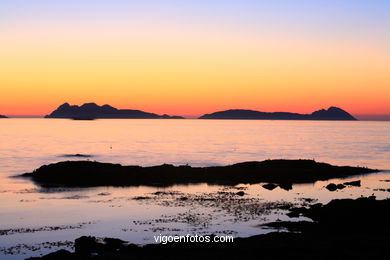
<box><xmin>1</xmin><ymin>0</ymin><xmax>389</xmax><ymax>117</ymax></box>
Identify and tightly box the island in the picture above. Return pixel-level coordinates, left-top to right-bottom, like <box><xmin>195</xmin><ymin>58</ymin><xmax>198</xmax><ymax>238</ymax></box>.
<box><xmin>0</xmin><ymin>115</ymin><xmax>7</xmax><ymax>118</ymax></box>
<box><xmin>45</xmin><ymin>103</ymin><xmax>184</xmax><ymax>119</ymax></box>
<box><xmin>20</xmin><ymin>159</ymin><xmax>377</xmax><ymax>187</ymax></box>
<box><xmin>199</xmin><ymin>106</ymin><xmax>356</xmax><ymax>120</ymax></box>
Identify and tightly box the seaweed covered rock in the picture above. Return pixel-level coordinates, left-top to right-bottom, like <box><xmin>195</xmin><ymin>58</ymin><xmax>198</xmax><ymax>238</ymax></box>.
<box><xmin>20</xmin><ymin>159</ymin><xmax>378</xmax><ymax>187</ymax></box>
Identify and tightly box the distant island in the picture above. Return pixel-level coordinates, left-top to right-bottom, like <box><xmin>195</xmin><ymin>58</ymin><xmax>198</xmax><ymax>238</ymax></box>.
<box><xmin>0</xmin><ymin>115</ymin><xmax>7</xmax><ymax>118</ymax></box>
<box><xmin>199</xmin><ymin>107</ymin><xmax>356</xmax><ymax>120</ymax></box>
<box><xmin>45</xmin><ymin>103</ymin><xmax>184</xmax><ymax>119</ymax></box>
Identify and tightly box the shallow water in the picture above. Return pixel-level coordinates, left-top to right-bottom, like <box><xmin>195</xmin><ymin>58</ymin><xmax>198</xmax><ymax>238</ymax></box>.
<box><xmin>1</xmin><ymin>119</ymin><xmax>390</xmax><ymax>259</ymax></box>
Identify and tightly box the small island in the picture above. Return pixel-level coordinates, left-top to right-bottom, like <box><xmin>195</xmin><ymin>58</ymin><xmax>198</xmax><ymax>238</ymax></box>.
<box><xmin>20</xmin><ymin>159</ymin><xmax>377</xmax><ymax>187</ymax></box>
<box><xmin>199</xmin><ymin>107</ymin><xmax>356</xmax><ymax>120</ymax></box>
<box><xmin>0</xmin><ymin>114</ymin><xmax>7</xmax><ymax>118</ymax></box>
<box><xmin>45</xmin><ymin>103</ymin><xmax>184</xmax><ymax>119</ymax></box>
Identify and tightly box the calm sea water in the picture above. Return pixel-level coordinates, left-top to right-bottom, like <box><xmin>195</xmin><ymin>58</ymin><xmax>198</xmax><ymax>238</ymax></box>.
<box><xmin>1</xmin><ymin>119</ymin><xmax>390</xmax><ymax>259</ymax></box>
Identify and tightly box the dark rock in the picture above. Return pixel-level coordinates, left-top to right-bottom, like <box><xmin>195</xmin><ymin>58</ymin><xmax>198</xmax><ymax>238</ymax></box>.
<box><xmin>20</xmin><ymin>159</ymin><xmax>379</xmax><ymax>187</ymax></box>
<box><xmin>236</xmin><ymin>191</ymin><xmax>245</xmax><ymax>196</ymax></box>
<box><xmin>279</xmin><ymin>183</ymin><xmax>293</xmax><ymax>191</ymax></box>
<box><xmin>97</xmin><ymin>192</ymin><xmax>110</xmax><ymax>196</ymax></box>
<box><xmin>344</xmin><ymin>180</ymin><xmax>361</xmax><ymax>187</ymax></box>
<box><xmin>103</xmin><ymin>238</ymin><xmax>126</xmax><ymax>251</ymax></box>
<box><xmin>336</xmin><ymin>184</ymin><xmax>346</xmax><ymax>190</ymax></box>
<box><xmin>262</xmin><ymin>183</ymin><xmax>278</xmax><ymax>190</ymax></box>
<box><xmin>61</xmin><ymin>154</ymin><xmax>93</xmax><ymax>158</ymax></box>
<box><xmin>301</xmin><ymin>198</ymin><xmax>317</xmax><ymax>203</ymax></box>
<box><xmin>326</xmin><ymin>183</ymin><xmax>346</xmax><ymax>191</ymax></box>
<box><xmin>269</xmin><ymin>196</ymin><xmax>390</xmax><ymax>237</ymax></box>
<box><xmin>178</xmin><ymin>196</ymin><xmax>189</xmax><ymax>201</ymax></box>
<box><xmin>325</xmin><ymin>183</ymin><xmax>338</xmax><ymax>191</ymax></box>
<box><xmin>133</xmin><ymin>196</ymin><xmax>151</xmax><ymax>200</ymax></box>
<box><xmin>74</xmin><ymin>236</ymin><xmax>102</xmax><ymax>255</ymax></box>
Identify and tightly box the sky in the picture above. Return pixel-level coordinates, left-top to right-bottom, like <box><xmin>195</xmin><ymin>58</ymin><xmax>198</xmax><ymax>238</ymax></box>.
<box><xmin>0</xmin><ymin>0</ymin><xmax>389</xmax><ymax>117</ymax></box>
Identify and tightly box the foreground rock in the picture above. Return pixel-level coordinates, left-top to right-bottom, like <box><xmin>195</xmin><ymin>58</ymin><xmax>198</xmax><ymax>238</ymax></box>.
<box><xmin>270</xmin><ymin>196</ymin><xmax>390</xmax><ymax>234</ymax></box>
<box><xmin>27</xmin><ymin>197</ymin><xmax>390</xmax><ymax>260</ymax></box>
<box><xmin>344</xmin><ymin>180</ymin><xmax>361</xmax><ymax>187</ymax></box>
<box><xmin>325</xmin><ymin>183</ymin><xmax>346</xmax><ymax>191</ymax></box>
<box><xmin>262</xmin><ymin>183</ymin><xmax>278</xmax><ymax>190</ymax></box>
<box><xmin>20</xmin><ymin>159</ymin><xmax>378</xmax><ymax>187</ymax></box>
<box><xmin>262</xmin><ymin>182</ymin><xmax>293</xmax><ymax>191</ymax></box>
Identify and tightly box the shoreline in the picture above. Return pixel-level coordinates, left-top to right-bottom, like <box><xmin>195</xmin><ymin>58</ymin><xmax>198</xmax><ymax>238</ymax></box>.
<box><xmin>27</xmin><ymin>196</ymin><xmax>390</xmax><ymax>260</ymax></box>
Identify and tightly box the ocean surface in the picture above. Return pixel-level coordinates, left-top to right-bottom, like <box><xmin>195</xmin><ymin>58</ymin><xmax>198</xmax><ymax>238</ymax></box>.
<box><xmin>1</xmin><ymin>119</ymin><xmax>390</xmax><ymax>259</ymax></box>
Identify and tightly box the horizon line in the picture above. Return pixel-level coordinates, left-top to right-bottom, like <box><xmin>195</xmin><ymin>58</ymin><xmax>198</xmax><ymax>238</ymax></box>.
<box><xmin>4</xmin><ymin>114</ymin><xmax>390</xmax><ymax>121</ymax></box>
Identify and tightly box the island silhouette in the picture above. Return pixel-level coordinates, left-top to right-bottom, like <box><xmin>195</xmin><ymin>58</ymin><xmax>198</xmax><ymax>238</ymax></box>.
<box><xmin>45</xmin><ymin>103</ymin><xmax>184</xmax><ymax>119</ymax></box>
<box><xmin>45</xmin><ymin>104</ymin><xmax>356</xmax><ymax>120</ymax></box>
<box><xmin>0</xmin><ymin>114</ymin><xmax>7</xmax><ymax>118</ymax></box>
<box><xmin>199</xmin><ymin>106</ymin><xmax>356</xmax><ymax>120</ymax></box>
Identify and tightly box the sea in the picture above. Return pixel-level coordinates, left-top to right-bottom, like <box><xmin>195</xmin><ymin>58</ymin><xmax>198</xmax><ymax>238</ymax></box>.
<box><xmin>1</xmin><ymin>119</ymin><xmax>390</xmax><ymax>259</ymax></box>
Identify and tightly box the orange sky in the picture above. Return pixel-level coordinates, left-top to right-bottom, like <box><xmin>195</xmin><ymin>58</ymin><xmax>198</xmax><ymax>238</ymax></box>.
<box><xmin>1</xmin><ymin>1</ymin><xmax>389</xmax><ymax>117</ymax></box>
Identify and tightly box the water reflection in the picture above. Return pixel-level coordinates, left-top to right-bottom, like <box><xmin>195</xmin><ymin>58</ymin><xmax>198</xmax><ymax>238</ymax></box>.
<box><xmin>1</xmin><ymin>119</ymin><xmax>390</xmax><ymax>259</ymax></box>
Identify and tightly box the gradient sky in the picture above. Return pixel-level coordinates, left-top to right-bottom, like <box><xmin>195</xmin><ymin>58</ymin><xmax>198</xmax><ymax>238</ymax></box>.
<box><xmin>1</xmin><ymin>0</ymin><xmax>389</xmax><ymax>117</ymax></box>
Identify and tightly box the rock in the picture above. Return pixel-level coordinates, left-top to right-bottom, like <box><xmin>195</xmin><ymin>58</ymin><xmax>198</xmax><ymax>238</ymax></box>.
<box><xmin>19</xmin><ymin>159</ymin><xmax>379</xmax><ymax>187</ymax></box>
<box><xmin>336</xmin><ymin>184</ymin><xmax>346</xmax><ymax>190</ymax></box>
<box><xmin>262</xmin><ymin>183</ymin><xmax>278</xmax><ymax>190</ymax></box>
<box><xmin>326</xmin><ymin>183</ymin><xmax>338</xmax><ymax>191</ymax></box>
<box><xmin>236</xmin><ymin>191</ymin><xmax>245</xmax><ymax>196</ymax></box>
<box><xmin>133</xmin><ymin>196</ymin><xmax>151</xmax><ymax>200</ymax></box>
<box><xmin>74</xmin><ymin>236</ymin><xmax>102</xmax><ymax>255</ymax></box>
<box><xmin>103</xmin><ymin>238</ymin><xmax>126</xmax><ymax>251</ymax></box>
<box><xmin>326</xmin><ymin>183</ymin><xmax>345</xmax><ymax>191</ymax></box>
<box><xmin>279</xmin><ymin>183</ymin><xmax>293</xmax><ymax>191</ymax></box>
<box><xmin>343</xmin><ymin>180</ymin><xmax>361</xmax><ymax>187</ymax></box>
<box><xmin>62</xmin><ymin>154</ymin><xmax>93</xmax><ymax>158</ymax></box>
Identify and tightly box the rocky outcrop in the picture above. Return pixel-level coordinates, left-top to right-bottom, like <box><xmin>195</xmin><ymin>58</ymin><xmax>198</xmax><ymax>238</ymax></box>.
<box><xmin>20</xmin><ymin>159</ymin><xmax>378</xmax><ymax>187</ymax></box>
